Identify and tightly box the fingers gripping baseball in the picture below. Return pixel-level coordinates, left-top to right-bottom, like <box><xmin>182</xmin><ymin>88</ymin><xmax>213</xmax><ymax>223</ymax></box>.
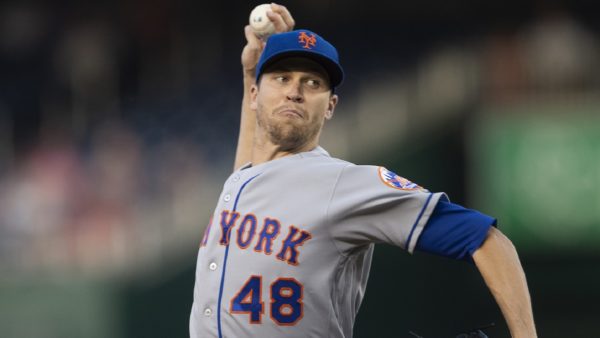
<box><xmin>242</xmin><ymin>25</ymin><xmax>264</xmax><ymax>74</ymax></box>
<box><xmin>267</xmin><ymin>3</ymin><xmax>295</xmax><ymax>33</ymax></box>
<box><xmin>241</xmin><ymin>3</ymin><xmax>295</xmax><ymax>74</ymax></box>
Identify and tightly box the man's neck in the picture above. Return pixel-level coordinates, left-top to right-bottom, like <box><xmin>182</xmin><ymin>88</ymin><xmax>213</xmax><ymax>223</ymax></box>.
<box><xmin>250</xmin><ymin>138</ymin><xmax>318</xmax><ymax>166</ymax></box>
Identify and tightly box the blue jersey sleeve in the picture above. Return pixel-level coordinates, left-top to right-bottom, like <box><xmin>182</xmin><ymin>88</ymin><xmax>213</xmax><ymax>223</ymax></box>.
<box><xmin>415</xmin><ymin>199</ymin><xmax>497</xmax><ymax>262</ymax></box>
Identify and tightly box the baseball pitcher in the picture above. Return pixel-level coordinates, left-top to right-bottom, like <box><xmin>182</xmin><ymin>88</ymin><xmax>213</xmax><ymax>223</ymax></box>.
<box><xmin>189</xmin><ymin>4</ymin><xmax>537</xmax><ymax>338</ymax></box>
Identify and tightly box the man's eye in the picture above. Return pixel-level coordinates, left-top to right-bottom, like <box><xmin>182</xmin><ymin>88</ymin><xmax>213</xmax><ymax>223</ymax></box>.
<box><xmin>306</xmin><ymin>79</ymin><xmax>320</xmax><ymax>88</ymax></box>
<box><xmin>275</xmin><ymin>76</ymin><xmax>288</xmax><ymax>83</ymax></box>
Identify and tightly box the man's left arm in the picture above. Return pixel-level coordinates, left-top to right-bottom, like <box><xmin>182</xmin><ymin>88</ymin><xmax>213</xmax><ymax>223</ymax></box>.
<box><xmin>473</xmin><ymin>227</ymin><xmax>537</xmax><ymax>338</ymax></box>
<box><xmin>415</xmin><ymin>199</ymin><xmax>537</xmax><ymax>337</ymax></box>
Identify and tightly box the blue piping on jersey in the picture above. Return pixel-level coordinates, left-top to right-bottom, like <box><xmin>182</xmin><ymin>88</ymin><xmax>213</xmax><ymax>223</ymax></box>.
<box><xmin>217</xmin><ymin>173</ymin><xmax>260</xmax><ymax>338</ymax></box>
<box><xmin>405</xmin><ymin>192</ymin><xmax>433</xmax><ymax>251</ymax></box>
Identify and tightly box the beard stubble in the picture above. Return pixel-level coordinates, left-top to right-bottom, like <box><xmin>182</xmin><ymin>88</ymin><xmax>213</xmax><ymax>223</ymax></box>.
<box><xmin>256</xmin><ymin>103</ymin><xmax>324</xmax><ymax>151</ymax></box>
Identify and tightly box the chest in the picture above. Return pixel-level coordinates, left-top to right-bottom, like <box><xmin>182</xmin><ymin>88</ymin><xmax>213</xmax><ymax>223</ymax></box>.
<box><xmin>203</xmin><ymin>166</ymin><xmax>341</xmax><ymax>266</ymax></box>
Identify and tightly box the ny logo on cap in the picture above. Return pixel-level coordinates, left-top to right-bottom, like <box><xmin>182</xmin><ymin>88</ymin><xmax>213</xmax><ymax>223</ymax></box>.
<box><xmin>298</xmin><ymin>32</ymin><xmax>316</xmax><ymax>49</ymax></box>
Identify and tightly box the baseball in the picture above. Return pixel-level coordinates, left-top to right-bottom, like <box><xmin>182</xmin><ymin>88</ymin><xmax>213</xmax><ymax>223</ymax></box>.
<box><xmin>249</xmin><ymin>4</ymin><xmax>276</xmax><ymax>39</ymax></box>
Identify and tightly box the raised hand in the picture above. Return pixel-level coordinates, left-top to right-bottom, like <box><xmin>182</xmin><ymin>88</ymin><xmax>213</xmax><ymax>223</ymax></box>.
<box><xmin>241</xmin><ymin>3</ymin><xmax>295</xmax><ymax>75</ymax></box>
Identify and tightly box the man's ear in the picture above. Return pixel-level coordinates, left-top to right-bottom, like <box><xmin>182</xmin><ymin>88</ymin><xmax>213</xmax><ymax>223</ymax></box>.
<box><xmin>250</xmin><ymin>84</ymin><xmax>259</xmax><ymax>111</ymax></box>
<box><xmin>325</xmin><ymin>94</ymin><xmax>338</xmax><ymax>120</ymax></box>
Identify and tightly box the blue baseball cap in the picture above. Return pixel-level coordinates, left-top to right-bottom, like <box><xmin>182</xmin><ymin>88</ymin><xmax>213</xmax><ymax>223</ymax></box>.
<box><xmin>255</xmin><ymin>30</ymin><xmax>344</xmax><ymax>88</ymax></box>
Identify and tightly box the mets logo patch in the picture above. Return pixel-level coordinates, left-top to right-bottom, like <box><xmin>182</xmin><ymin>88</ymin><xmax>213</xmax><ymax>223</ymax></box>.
<box><xmin>378</xmin><ymin>167</ymin><xmax>422</xmax><ymax>190</ymax></box>
<box><xmin>298</xmin><ymin>31</ymin><xmax>316</xmax><ymax>49</ymax></box>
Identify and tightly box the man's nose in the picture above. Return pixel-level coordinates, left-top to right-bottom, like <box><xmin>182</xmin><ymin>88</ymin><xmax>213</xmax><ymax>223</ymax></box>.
<box><xmin>286</xmin><ymin>82</ymin><xmax>304</xmax><ymax>103</ymax></box>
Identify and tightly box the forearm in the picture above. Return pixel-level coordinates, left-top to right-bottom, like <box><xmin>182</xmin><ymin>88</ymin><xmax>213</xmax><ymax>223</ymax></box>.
<box><xmin>472</xmin><ymin>227</ymin><xmax>537</xmax><ymax>338</ymax></box>
<box><xmin>234</xmin><ymin>4</ymin><xmax>295</xmax><ymax>171</ymax></box>
<box><xmin>234</xmin><ymin>71</ymin><xmax>257</xmax><ymax>171</ymax></box>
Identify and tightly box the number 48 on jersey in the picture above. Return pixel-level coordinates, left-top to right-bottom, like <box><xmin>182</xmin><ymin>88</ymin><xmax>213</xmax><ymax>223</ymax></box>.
<box><xmin>230</xmin><ymin>276</ymin><xmax>304</xmax><ymax>325</ymax></box>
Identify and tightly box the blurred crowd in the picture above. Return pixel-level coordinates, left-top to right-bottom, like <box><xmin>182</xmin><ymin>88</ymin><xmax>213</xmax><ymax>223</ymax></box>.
<box><xmin>0</xmin><ymin>121</ymin><xmax>215</xmax><ymax>277</ymax></box>
<box><xmin>0</xmin><ymin>1</ymin><xmax>599</xmax><ymax>278</ymax></box>
<box><xmin>482</xmin><ymin>7</ymin><xmax>599</xmax><ymax>101</ymax></box>
<box><xmin>0</xmin><ymin>0</ymin><xmax>229</xmax><ymax>277</ymax></box>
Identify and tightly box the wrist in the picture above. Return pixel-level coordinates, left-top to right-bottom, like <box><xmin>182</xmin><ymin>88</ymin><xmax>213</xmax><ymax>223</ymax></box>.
<box><xmin>243</xmin><ymin>70</ymin><xmax>257</xmax><ymax>89</ymax></box>
<box><xmin>511</xmin><ymin>327</ymin><xmax>538</xmax><ymax>338</ymax></box>
<box><xmin>243</xmin><ymin>67</ymin><xmax>256</xmax><ymax>78</ymax></box>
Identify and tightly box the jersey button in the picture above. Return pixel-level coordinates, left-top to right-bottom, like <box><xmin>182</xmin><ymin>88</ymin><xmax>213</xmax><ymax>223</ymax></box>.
<box><xmin>204</xmin><ymin>308</ymin><xmax>212</xmax><ymax>316</ymax></box>
<box><xmin>209</xmin><ymin>262</ymin><xmax>218</xmax><ymax>271</ymax></box>
<box><xmin>223</xmin><ymin>194</ymin><xmax>231</xmax><ymax>202</ymax></box>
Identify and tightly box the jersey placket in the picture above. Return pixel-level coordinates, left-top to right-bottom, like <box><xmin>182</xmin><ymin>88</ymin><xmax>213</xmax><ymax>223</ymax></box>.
<box><xmin>193</xmin><ymin>170</ymin><xmax>246</xmax><ymax>337</ymax></box>
<box><xmin>214</xmin><ymin>171</ymin><xmax>260</xmax><ymax>338</ymax></box>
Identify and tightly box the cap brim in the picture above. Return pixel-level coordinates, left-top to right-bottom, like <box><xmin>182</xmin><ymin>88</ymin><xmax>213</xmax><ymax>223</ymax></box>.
<box><xmin>258</xmin><ymin>49</ymin><xmax>344</xmax><ymax>88</ymax></box>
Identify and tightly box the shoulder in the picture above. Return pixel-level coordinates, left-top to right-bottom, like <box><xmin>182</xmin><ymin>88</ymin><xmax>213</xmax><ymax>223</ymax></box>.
<box><xmin>293</xmin><ymin>148</ymin><xmax>426</xmax><ymax>192</ymax></box>
<box><xmin>292</xmin><ymin>147</ymin><xmax>354</xmax><ymax>173</ymax></box>
<box><xmin>333</xmin><ymin>164</ymin><xmax>427</xmax><ymax>192</ymax></box>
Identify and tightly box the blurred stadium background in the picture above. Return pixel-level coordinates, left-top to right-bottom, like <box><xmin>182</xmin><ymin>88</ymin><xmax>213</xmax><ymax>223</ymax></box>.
<box><xmin>1</xmin><ymin>0</ymin><xmax>599</xmax><ymax>337</ymax></box>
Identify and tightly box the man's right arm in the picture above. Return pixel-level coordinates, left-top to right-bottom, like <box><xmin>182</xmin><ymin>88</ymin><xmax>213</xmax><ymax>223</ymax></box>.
<box><xmin>234</xmin><ymin>4</ymin><xmax>295</xmax><ymax>171</ymax></box>
<box><xmin>234</xmin><ymin>32</ymin><xmax>261</xmax><ymax>171</ymax></box>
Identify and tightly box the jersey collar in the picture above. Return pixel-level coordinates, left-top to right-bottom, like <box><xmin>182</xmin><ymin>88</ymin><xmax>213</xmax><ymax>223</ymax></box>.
<box><xmin>239</xmin><ymin>146</ymin><xmax>330</xmax><ymax>171</ymax></box>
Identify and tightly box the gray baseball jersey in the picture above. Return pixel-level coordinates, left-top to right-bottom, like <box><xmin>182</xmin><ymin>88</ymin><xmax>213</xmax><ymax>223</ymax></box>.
<box><xmin>190</xmin><ymin>146</ymin><xmax>446</xmax><ymax>338</ymax></box>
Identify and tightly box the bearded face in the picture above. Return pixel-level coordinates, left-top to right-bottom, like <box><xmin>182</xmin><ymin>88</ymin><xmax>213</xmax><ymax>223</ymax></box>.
<box><xmin>255</xmin><ymin>99</ymin><xmax>325</xmax><ymax>151</ymax></box>
<box><xmin>251</xmin><ymin>57</ymin><xmax>338</xmax><ymax>152</ymax></box>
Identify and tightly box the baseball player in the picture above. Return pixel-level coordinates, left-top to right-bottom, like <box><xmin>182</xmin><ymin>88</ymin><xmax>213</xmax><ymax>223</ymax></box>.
<box><xmin>189</xmin><ymin>4</ymin><xmax>537</xmax><ymax>338</ymax></box>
